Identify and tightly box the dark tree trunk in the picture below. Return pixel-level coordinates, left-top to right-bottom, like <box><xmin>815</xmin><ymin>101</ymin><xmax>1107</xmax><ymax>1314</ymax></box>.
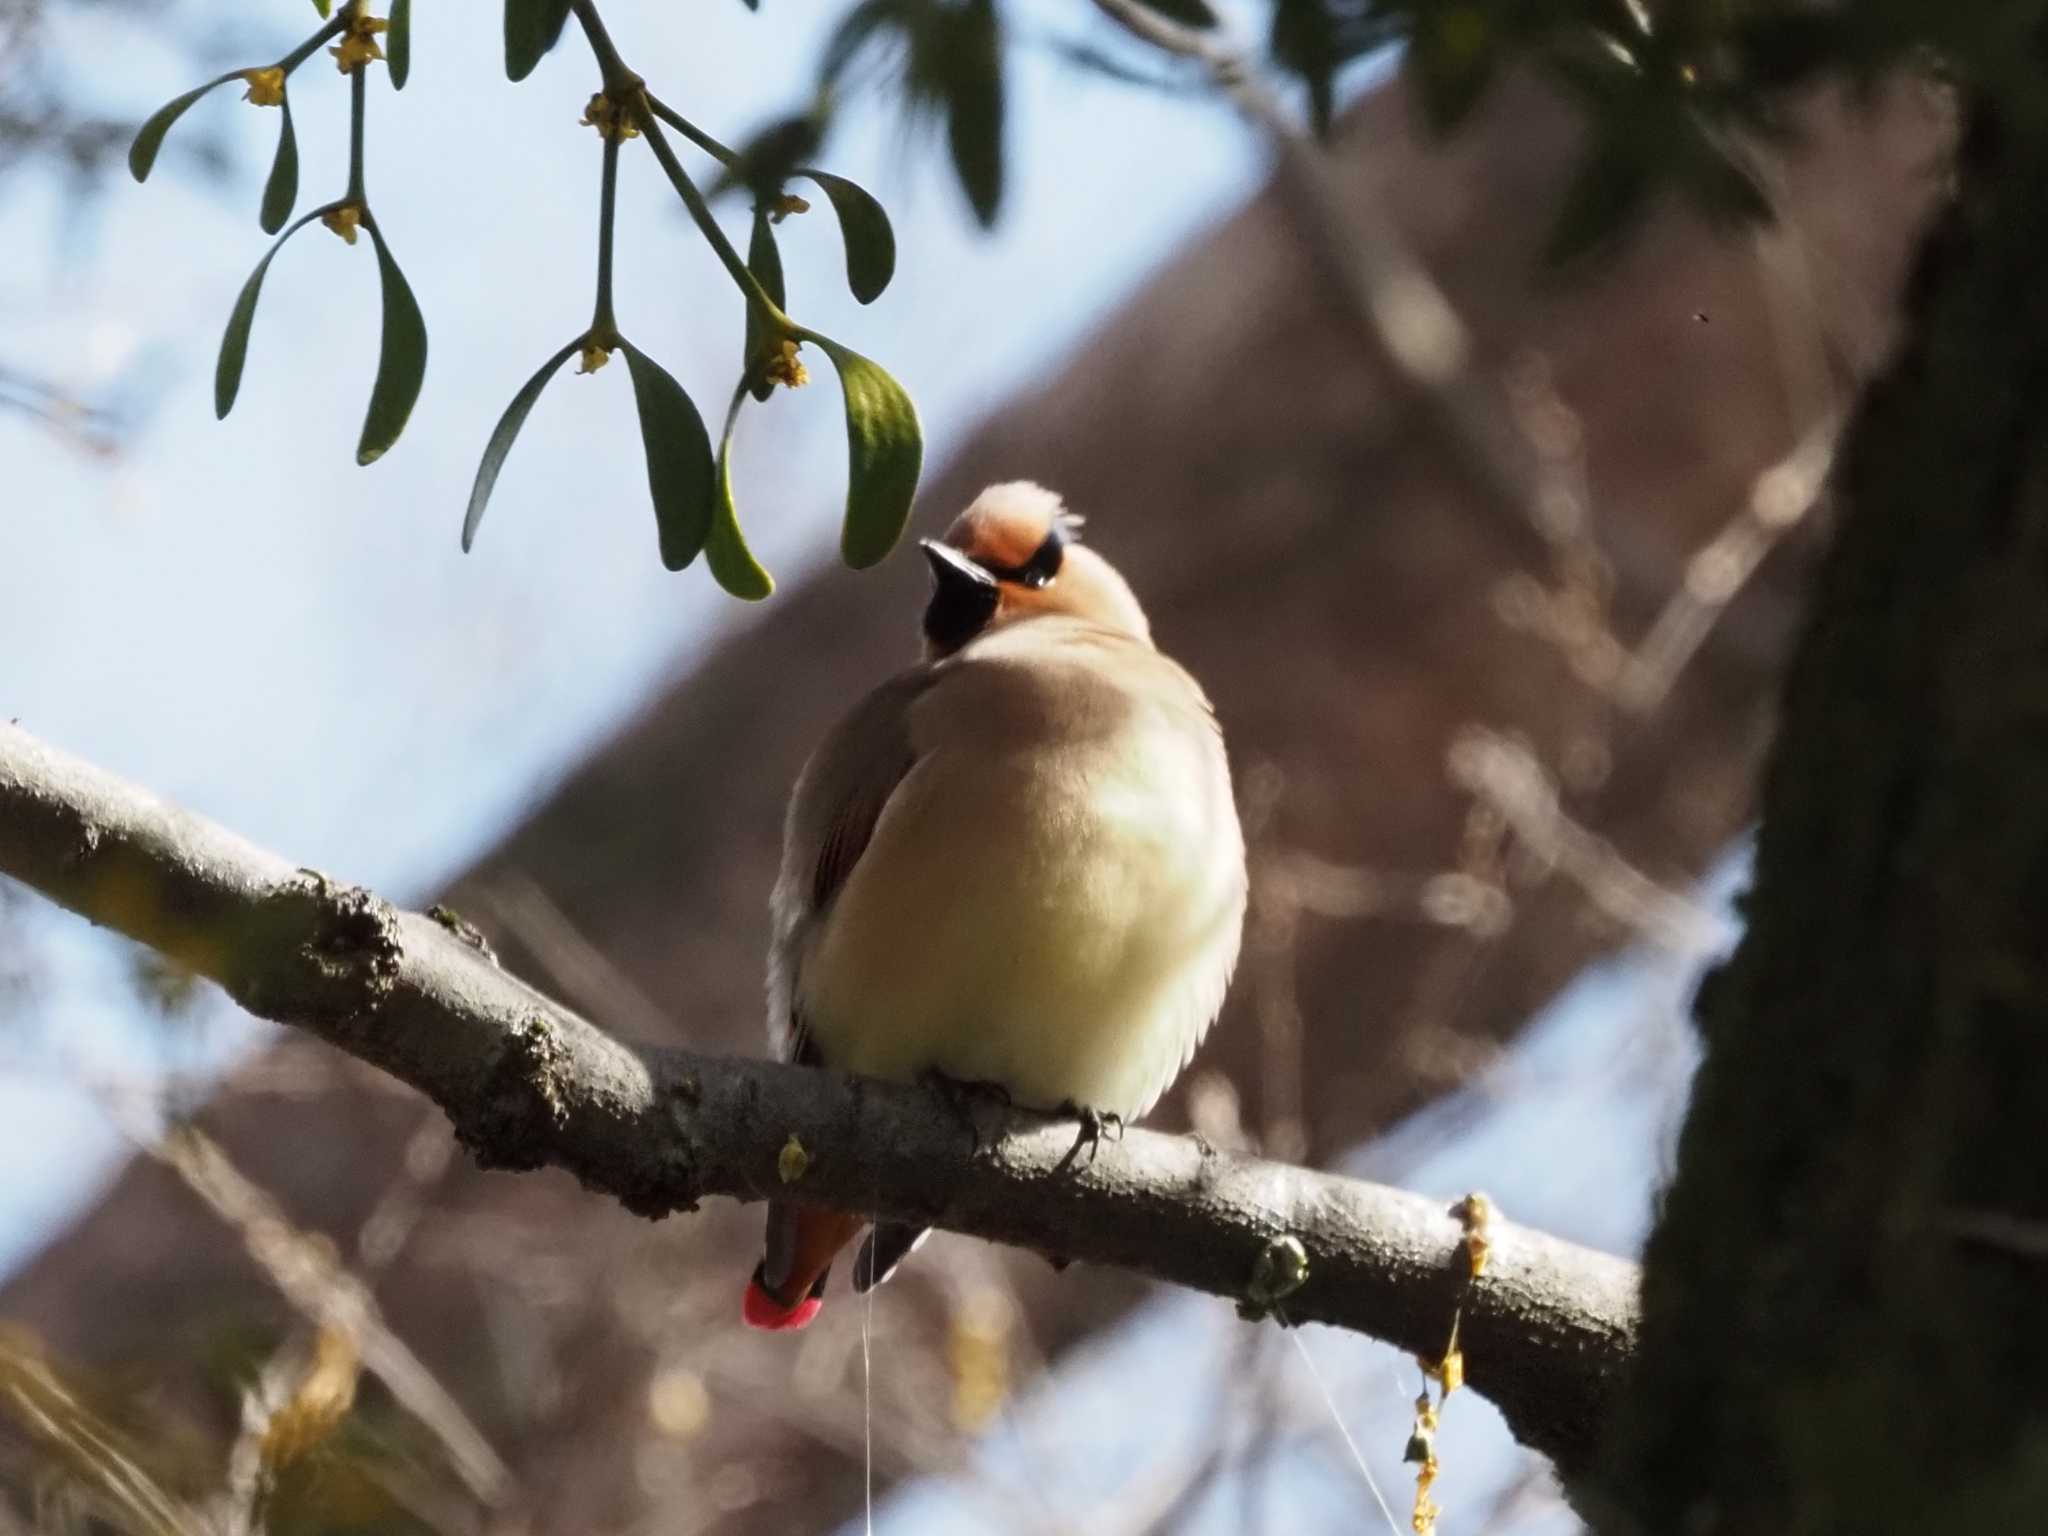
<box><xmin>1601</xmin><ymin>86</ymin><xmax>2048</xmax><ymax>1533</ymax></box>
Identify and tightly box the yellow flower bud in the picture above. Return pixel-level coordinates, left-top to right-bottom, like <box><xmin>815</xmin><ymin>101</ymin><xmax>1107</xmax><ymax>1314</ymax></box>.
<box><xmin>776</xmin><ymin>1134</ymin><xmax>809</xmax><ymax>1184</ymax></box>
<box><xmin>259</xmin><ymin>1329</ymin><xmax>359</xmax><ymax>1472</ymax></box>
<box><xmin>947</xmin><ymin>1288</ymin><xmax>1013</xmax><ymax>1431</ymax></box>
<box><xmin>577</xmin><ymin>341</ymin><xmax>614</xmax><ymax>375</ymax></box>
<box><xmin>321</xmin><ymin>203</ymin><xmax>363</xmax><ymax>246</ymax></box>
<box><xmin>763</xmin><ymin>338</ymin><xmax>809</xmax><ymax>390</ymax></box>
<box><xmin>579</xmin><ymin>93</ymin><xmax>641</xmax><ymax>143</ymax></box>
<box><xmin>329</xmin><ymin>9</ymin><xmax>388</xmax><ymax>73</ymax></box>
<box><xmin>1437</xmin><ymin>1347</ymin><xmax>1464</xmax><ymax>1395</ymax></box>
<box><xmin>241</xmin><ymin>68</ymin><xmax>286</xmax><ymax>107</ymax></box>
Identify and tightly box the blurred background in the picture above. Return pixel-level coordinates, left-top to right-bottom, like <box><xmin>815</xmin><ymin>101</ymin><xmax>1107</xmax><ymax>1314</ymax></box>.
<box><xmin>0</xmin><ymin>1</ymin><xmax>1948</xmax><ymax>1532</ymax></box>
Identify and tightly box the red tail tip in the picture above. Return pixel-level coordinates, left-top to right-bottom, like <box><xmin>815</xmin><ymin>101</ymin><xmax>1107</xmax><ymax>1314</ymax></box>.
<box><xmin>744</xmin><ymin>1277</ymin><xmax>824</xmax><ymax>1332</ymax></box>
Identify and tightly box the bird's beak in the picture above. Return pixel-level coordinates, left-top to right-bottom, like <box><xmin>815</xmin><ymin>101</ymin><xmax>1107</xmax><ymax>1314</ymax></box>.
<box><xmin>921</xmin><ymin>539</ymin><xmax>997</xmax><ymax>590</ymax></box>
<box><xmin>920</xmin><ymin>539</ymin><xmax>1002</xmax><ymax>654</ymax></box>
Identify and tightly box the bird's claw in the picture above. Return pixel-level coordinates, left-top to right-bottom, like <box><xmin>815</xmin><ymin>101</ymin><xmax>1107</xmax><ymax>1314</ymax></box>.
<box><xmin>922</xmin><ymin>1069</ymin><xmax>1012</xmax><ymax>1154</ymax></box>
<box><xmin>1053</xmin><ymin>1101</ymin><xmax>1122</xmax><ymax>1173</ymax></box>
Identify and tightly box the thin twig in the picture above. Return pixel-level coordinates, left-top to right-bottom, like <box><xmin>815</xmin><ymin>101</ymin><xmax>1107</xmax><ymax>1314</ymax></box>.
<box><xmin>108</xmin><ymin>1107</ymin><xmax>514</xmax><ymax>1508</ymax></box>
<box><xmin>1616</xmin><ymin>417</ymin><xmax>1839</xmax><ymax>716</ymax></box>
<box><xmin>1091</xmin><ymin>0</ymin><xmax>1558</xmax><ymax>561</ymax></box>
<box><xmin>1446</xmin><ymin>726</ymin><xmax>1735</xmax><ymax>955</ymax></box>
<box><xmin>467</xmin><ymin>869</ymin><xmax>675</xmax><ymax>1040</ymax></box>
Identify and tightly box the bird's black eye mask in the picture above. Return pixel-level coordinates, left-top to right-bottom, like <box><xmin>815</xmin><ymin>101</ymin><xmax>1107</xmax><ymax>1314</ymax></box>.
<box><xmin>978</xmin><ymin>522</ymin><xmax>1065</xmax><ymax>589</ymax></box>
<box><xmin>920</xmin><ymin>525</ymin><xmax>1066</xmax><ymax>653</ymax></box>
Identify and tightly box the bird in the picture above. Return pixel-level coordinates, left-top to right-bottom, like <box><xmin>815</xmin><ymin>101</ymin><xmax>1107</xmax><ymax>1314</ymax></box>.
<box><xmin>743</xmin><ymin>481</ymin><xmax>1247</xmax><ymax>1331</ymax></box>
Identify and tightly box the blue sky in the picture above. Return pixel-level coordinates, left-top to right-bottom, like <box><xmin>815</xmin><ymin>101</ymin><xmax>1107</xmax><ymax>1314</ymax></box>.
<box><xmin>1</xmin><ymin>0</ymin><xmax>1291</xmax><ymax>1271</ymax></box>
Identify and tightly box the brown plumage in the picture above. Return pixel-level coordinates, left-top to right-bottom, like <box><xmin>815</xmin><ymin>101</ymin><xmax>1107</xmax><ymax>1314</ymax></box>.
<box><xmin>745</xmin><ymin>483</ymin><xmax>1246</xmax><ymax>1328</ymax></box>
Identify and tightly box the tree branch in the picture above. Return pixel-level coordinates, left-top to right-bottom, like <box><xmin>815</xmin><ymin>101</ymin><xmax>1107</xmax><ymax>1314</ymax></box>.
<box><xmin>1092</xmin><ymin>0</ymin><xmax>1562</xmax><ymax>564</ymax></box>
<box><xmin>0</xmin><ymin>722</ymin><xmax>1637</xmax><ymax>1475</ymax></box>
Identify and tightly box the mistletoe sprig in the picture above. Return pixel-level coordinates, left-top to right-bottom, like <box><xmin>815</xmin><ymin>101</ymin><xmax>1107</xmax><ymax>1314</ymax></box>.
<box><xmin>461</xmin><ymin>109</ymin><xmax>726</xmax><ymax>581</ymax></box>
<box><xmin>466</xmin><ymin>0</ymin><xmax>919</xmax><ymax>594</ymax></box>
<box><xmin>128</xmin><ymin>0</ymin><xmax>922</xmax><ymax>597</ymax></box>
<box><xmin>130</xmin><ymin>1</ymin><xmax>425</xmax><ymax>466</ymax></box>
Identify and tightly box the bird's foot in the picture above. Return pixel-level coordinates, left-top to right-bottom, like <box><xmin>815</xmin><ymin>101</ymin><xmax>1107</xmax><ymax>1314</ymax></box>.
<box><xmin>921</xmin><ymin>1069</ymin><xmax>1012</xmax><ymax>1154</ymax></box>
<box><xmin>1053</xmin><ymin>1101</ymin><xmax>1123</xmax><ymax>1173</ymax></box>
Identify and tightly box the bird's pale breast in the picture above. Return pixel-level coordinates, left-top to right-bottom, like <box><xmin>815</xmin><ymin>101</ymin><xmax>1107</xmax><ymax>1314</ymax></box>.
<box><xmin>796</xmin><ymin>631</ymin><xmax>1244</xmax><ymax>1120</ymax></box>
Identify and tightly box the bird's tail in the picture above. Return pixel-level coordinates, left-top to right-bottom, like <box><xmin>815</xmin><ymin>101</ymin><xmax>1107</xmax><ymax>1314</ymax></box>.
<box><xmin>743</xmin><ymin>1202</ymin><xmax>862</xmax><ymax>1331</ymax></box>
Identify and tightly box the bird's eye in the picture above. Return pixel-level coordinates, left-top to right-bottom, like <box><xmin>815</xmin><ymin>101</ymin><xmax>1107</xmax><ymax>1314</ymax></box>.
<box><xmin>984</xmin><ymin>524</ymin><xmax>1064</xmax><ymax>589</ymax></box>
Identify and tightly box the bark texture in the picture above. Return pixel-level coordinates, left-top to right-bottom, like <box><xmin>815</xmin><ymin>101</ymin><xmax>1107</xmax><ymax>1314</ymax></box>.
<box><xmin>1601</xmin><ymin>87</ymin><xmax>2048</xmax><ymax>1534</ymax></box>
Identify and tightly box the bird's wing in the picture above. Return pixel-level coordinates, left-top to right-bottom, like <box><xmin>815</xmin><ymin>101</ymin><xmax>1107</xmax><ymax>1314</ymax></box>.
<box><xmin>767</xmin><ymin>665</ymin><xmax>937</xmax><ymax>1060</ymax></box>
<box><xmin>854</xmin><ymin>1221</ymin><xmax>931</xmax><ymax>1293</ymax></box>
